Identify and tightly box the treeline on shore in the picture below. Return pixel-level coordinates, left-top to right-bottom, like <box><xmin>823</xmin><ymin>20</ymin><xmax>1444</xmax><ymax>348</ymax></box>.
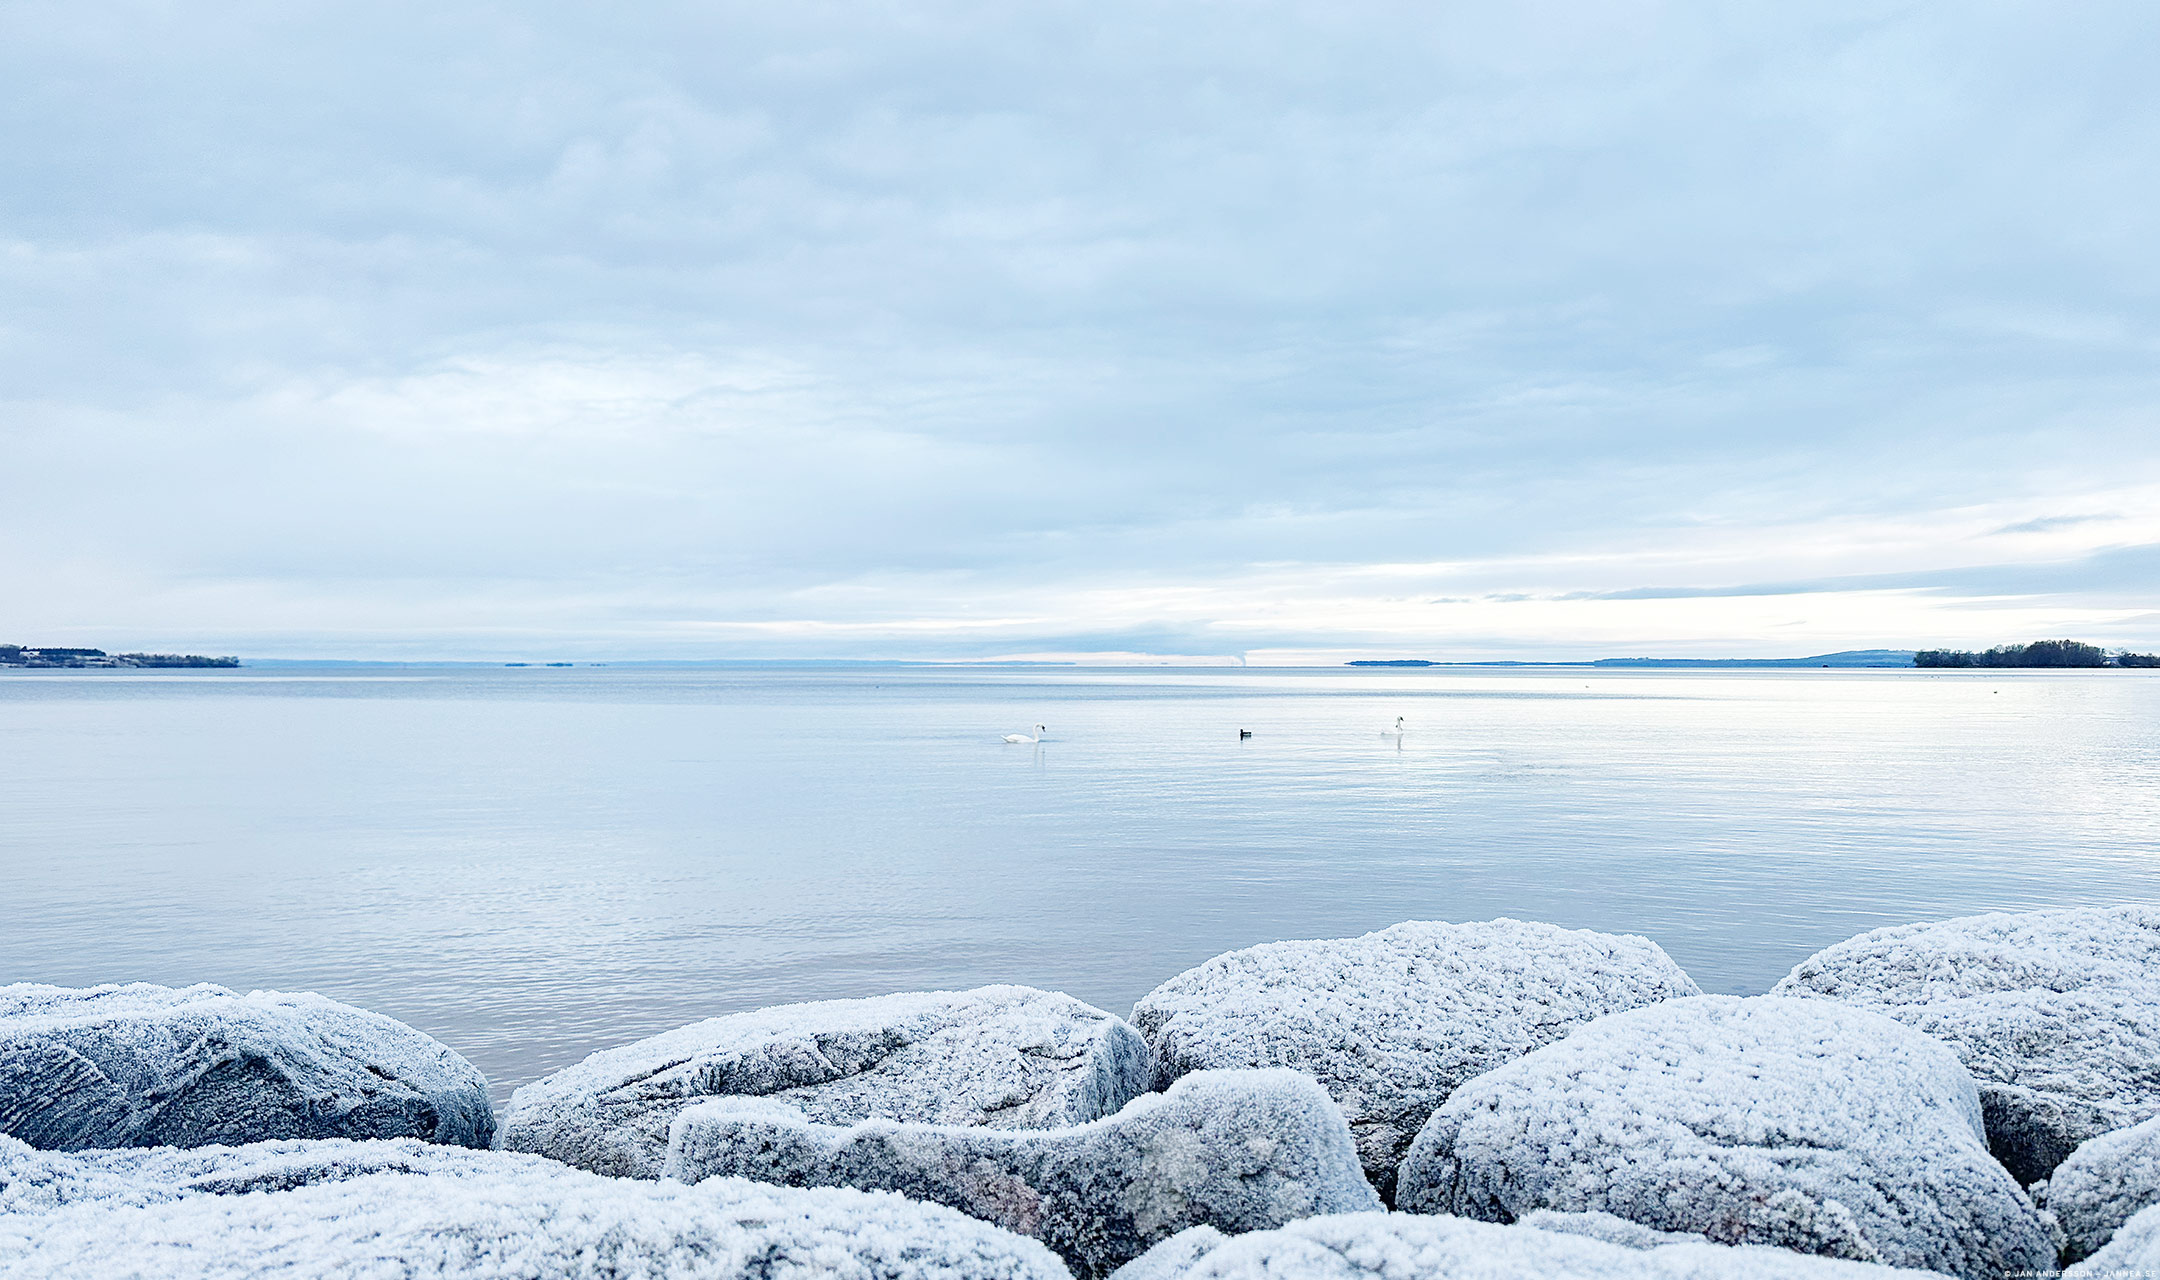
<box><xmin>0</xmin><ymin>644</ymin><xmax>239</xmax><ymax>669</ymax></box>
<box><xmin>1914</xmin><ymin>639</ymin><xmax>2160</xmax><ymax>668</ymax></box>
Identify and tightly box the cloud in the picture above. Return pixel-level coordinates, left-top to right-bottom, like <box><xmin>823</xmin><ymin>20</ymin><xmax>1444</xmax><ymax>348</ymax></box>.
<box><xmin>1991</xmin><ymin>513</ymin><xmax>2118</xmax><ymax>535</ymax></box>
<box><xmin>3</xmin><ymin>2</ymin><xmax>2160</xmax><ymax>658</ymax></box>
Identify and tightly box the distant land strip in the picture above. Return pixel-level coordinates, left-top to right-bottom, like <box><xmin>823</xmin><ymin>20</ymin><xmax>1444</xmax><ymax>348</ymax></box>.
<box><xmin>1352</xmin><ymin>640</ymin><xmax>2160</xmax><ymax>669</ymax></box>
<box><xmin>1</xmin><ymin>645</ymin><xmax>238</xmax><ymax>669</ymax></box>
<box><xmin>1347</xmin><ymin>650</ymin><xmax>1914</xmax><ymax>668</ymax></box>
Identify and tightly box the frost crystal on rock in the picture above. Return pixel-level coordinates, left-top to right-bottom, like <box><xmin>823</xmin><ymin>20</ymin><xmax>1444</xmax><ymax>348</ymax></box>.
<box><xmin>2041</xmin><ymin>1112</ymin><xmax>2160</xmax><ymax>1262</ymax></box>
<box><xmin>0</xmin><ymin>983</ymin><xmax>492</xmax><ymax>1151</ymax></box>
<box><xmin>664</xmin><ymin>1067</ymin><xmax>1379</xmax><ymax>1279</ymax></box>
<box><xmin>1773</xmin><ymin>906</ymin><xmax>2160</xmax><ymax>1183</ymax></box>
<box><xmin>0</xmin><ymin>1134</ymin><xmax>1073</xmax><ymax>1279</ymax></box>
<box><xmin>1130</xmin><ymin>918</ymin><xmax>1700</xmax><ymax>1200</ymax></box>
<box><xmin>500</xmin><ymin>984</ymin><xmax>1151</xmax><ymax>1178</ymax></box>
<box><xmin>1395</xmin><ymin>995</ymin><xmax>2053</xmax><ymax>1280</ymax></box>
<box><xmin>2068</xmin><ymin>1200</ymin><xmax>2160</xmax><ymax>1278</ymax></box>
<box><xmin>1106</xmin><ymin>1211</ymin><xmax>1953</xmax><ymax>1279</ymax></box>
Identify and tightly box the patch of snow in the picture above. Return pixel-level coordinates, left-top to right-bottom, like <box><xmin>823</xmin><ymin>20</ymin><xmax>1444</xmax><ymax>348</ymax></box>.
<box><xmin>1130</xmin><ymin>919</ymin><xmax>1700</xmax><ymax>1200</ymax></box>
<box><xmin>664</xmin><ymin>1067</ymin><xmax>1380</xmax><ymax>1279</ymax></box>
<box><xmin>1772</xmin><ymin>906</ymin><xmax>2160</xmax><ymax>1183</ymax></box>
<box><xmin>1106</xmin><ymin>1212</ymin><xmax>1952</xmax><ymax>1279</ymax></box>
<box><xmin>0</xmin><ymin>983</ymin><xmax>492</xmax><ymax>1151</ymax></box>
<box><xmin>1395</xmin><ymin>995</ymin><xmax>2053</xmax><ymax>1280</ymax></box>
<box><xmin>501</xmin><ymin>984</ymin><xmax>1149</xmax><ymax>1178</ymax></box>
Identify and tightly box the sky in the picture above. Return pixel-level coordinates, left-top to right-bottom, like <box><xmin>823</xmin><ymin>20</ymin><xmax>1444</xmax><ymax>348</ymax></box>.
<box><xmin>4</xmin><ymin>1</ymin><xmax>2158</xmax><ymax>663</ymax></box>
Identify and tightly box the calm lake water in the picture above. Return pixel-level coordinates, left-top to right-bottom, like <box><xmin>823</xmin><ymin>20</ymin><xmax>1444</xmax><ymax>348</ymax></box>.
<box><xmin>4</xmin><ymin>664</ymin><xmax>2157</xmax><ymax>1103</ymax></box>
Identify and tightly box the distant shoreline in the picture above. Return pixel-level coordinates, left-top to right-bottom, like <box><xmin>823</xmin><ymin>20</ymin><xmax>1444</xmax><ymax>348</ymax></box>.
<box><xmin>1349</xmin><ymin>649</ymin><xmax>1917</xmax><ymax>669</ymax></box>
<box><xmin>0</xmin><ymin>645</ymin><xmax>237</xmax><ymax>670</ymax></box>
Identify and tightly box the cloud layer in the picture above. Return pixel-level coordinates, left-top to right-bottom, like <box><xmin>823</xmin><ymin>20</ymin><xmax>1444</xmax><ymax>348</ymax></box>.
<box><xmin>4</xmin><ymin>1</ymin><xmax>2157</xmax><ymax>659</ymax></box>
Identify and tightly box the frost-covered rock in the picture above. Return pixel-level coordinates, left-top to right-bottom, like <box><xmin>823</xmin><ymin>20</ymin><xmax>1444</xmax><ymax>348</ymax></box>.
<box><xmin>664</xmin><ymin>1067</ymin><xmax>1379</xmax><ymax>1279</ymax></box>
<box><xmin>0</xmin><ymin>1134</ymin><xmax>168</xmax><ymax>1216</ymax></box>
<box><xmin>0</xmin><ymin>1134</ymin><xmax>1072</xmax><ymax>1279</ymax></box>
<box><xmin>1395</xmin><ymin>995</ymin><xmax>2052</xmax><ymax>1280</ymax></box>
<box><xmin>2041</xmin><ymin>1113</ymin><xmax>2160</xmax><ymax>1262</ymax></box>
<box><xmin>0</xmin><ymin>983</ymin><xmax>492</xmax><ymax>1151</ymax></box>
<box><xmin>2068</xmin><ymin>1201</ymin><xmax>2160</xmax><ymax>1278</ymax></box>
<box><xmin>1129</xmin><ymin>919</ymin><xmax>1700</xmax><ymax>1199</ymax></box>
<box><xmin>1772</xmin><ymin>906</ymin><xmax>2160</xmax><ymax>1183</ymax></box>
<box><xmin>501</xmin><ymin>984</ymin><xmax>1149</xmax><ymax>1178</ymax></box>
<box><xmin>1106</xmin><ymin>1212</ymin><xmax>1950</xmax><ymax>1280</ymax></box>
<box><xmin>0</xmin><ymin>1131</ymin><xmax>528</xmax><ymax>1211</ymax></box>
<box><xmin>1516</xmin><ymin>1209</ymin><xmax>1713</xmax><ymax>1249</ymax></box>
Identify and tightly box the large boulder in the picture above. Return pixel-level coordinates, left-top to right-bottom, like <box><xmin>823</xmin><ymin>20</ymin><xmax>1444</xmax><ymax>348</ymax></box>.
<box><xmin>1130</xmin><ymin>919</ymin><xmax>1700</xmax><ymax>1200</ymax></box>
<box><xmin>0</xmin><ymin>1133</ymin><xmax>1072</xmax><ymax>1279</ymax></box>
<box><xmin>664</xmin><ymin>1067</ymin><xmax>1379</xmax><ymax>1279</ymax></box>
<box><xmin>1395</xmin><ymin>995</ymin><xmax>2053</xmax><ymax>1280</ymax></box>
<box><xmin>1772</xmin><ymin>906</ymin><xmax>2160</xmax><ymax>1183</ymax></box>
<box><xmin>2068</xmin><ymin>1201</ymin><xmax>2160</xmax><ymax>1278</ymax></box>
<box><xmin>0</xmin><ymin>983</ymin><xmax>492</xmax><ymax>1151</ymax></box>
<box><xmin>1107</xmin><ymin>1212</ymin><xmax>1951</xmax><ymax>1279</ymax></box>
<box><xmin>2041</xmin><ymin>1113</ymin><xmax>2160</xmax><ymax>1262</ymax></box>
<box><xmin>500</xmin><ymin>985</ymin><xmax>1150</xmax><ymax>1178</ymax></box>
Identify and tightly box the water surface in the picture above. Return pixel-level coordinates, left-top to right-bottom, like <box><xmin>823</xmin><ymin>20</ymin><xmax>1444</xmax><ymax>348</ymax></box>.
<box><xmin>4</xmin><ymin>664</ymin><xmax>2155</xmax><ymax>1101</ymax></box>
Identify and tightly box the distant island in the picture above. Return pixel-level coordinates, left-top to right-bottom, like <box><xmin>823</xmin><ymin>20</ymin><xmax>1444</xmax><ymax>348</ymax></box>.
<box><xmin>1915</xmin><ymin>639</ymin><xmax>2159</xmax><ymax>668</ymax></box>
<box><xmin>1349</xmin><ymin>641</ymin><xmax>2160</xmax><ymax>670</ymax></box>
<box><xmin>1</xmin><ymin>645</ymin><xmax>238</xmax><ymax>669</ymax></box>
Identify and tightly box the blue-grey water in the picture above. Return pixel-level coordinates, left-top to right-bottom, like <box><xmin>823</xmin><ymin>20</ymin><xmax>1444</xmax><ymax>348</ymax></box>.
<box><xmin>4</xmin><ymin>664</ymin><xmax>2156</xmax><ymax>1103</ymax></box>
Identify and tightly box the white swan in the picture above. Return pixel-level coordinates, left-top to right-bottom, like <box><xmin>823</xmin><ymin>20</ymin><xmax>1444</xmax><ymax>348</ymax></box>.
<box><xmin>1003</xmin><ymin>723</ymin><xmax>1047</xmax><ymax>744</ymax></box>
<box><xmin>1381</xmin><ymin>716</ymin><xmax>1405</xmax><ymax>737</ymax></box>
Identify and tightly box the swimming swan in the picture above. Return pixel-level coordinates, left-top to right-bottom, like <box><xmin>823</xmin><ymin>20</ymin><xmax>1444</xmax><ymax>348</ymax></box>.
<box><xmin>1382</xmin><ymin>716</ymin><xmax>1405</xmax><ymax>737</ymax></box>
<box><xmin>1003</xmin><ymin>724</ymin><xmax>1047</xmax><ymax>744</ymax></box>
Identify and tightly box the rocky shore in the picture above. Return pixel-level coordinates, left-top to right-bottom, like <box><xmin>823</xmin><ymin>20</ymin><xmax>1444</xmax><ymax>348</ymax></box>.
<box><xmin>6</xmin><ymin>907</ymin><xmax>2160</xmax><ymax>1278</ymax></box>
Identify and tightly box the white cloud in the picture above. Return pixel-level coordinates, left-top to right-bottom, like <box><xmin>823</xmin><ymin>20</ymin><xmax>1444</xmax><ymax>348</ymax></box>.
<box><xmin>4</xmin><ymin>1</ymin><xmax>2160</xmax><ymax>658</ymax></box>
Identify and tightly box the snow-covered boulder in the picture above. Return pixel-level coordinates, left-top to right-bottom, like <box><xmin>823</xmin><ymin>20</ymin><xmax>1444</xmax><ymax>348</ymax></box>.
<box><xmin>0</xmin><ymin>983</ymin><xmax>492</xmax><ymax>1151</ymax></box>
<box><xmin>1106</xmin><ymin>1212</ymin><xmax>1951</xmax><ymax>1279</ymax></box>
<box><xmin>1515</xmin><ymin>1209</ymin><xmax>1714</xmax><ymax>1249</ymax></box>
<box><xmin>1130</xmin><ymin>919</ymin><xmax>1700</xmax><ymax>1200</ymax></box>
<box><xmin>1772</xmin><ymin>907</ymin><xmax>2160</xmax><ymax>1183</ymax></box>
<box><xmin>2068</xmin><ymin>1201</ymin><xmax>2160</xmax><ymax>1278</ymax></box>
<box><xmin>2040</xmin><ymin>1113</ymin><xmax>2160</xmax><ymax>1262</ymax></box>
<box><xmin>664</xmin><ymin>1067</ymin><xmax>1379</xmax><ymax>1279</ymax></box>
<box><xmin>501</xmin><ymin>985</ymin><xmax>1149</xmax><ymax>1179</ymax></box>
<box><xmin>0</xmin><ymin>1131</ymin><xmax>553</xmax><ymax>1217</ymax></box>
<box><xmin>1394</xmin><ymin>995</ymin><xmax>2053</xmax><ymax>1280</ymax></box>
<box><xmin>0</xmin><ymin>1133</ymin><xmax>1072</xmax><ymax>1279</ymax></box>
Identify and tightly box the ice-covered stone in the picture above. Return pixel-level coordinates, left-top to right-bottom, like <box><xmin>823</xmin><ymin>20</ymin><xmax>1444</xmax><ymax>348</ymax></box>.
<box><xmin>1106</xmin><ymin>1212</ymin><xmax>1951</xmax><ymax>1280</ymax></box>
<box><xmin>0</xmin><ymin>1134</ymin><xmax>169</xmax><ymax>1216</ymax></box>
<box><xmin>2068</xmin><ymin>1200</ymin><xmax>2160</xmax><ymax>1278</ymax></box>
<box><xmin>0</xmin><ymin>1130</ymin><xmax>528</xmax><ymax>1209</ymax></box>
<box><xmin>0</xmin><ymin>983</ymin><xmax>492</xmax><ymax>1151</ymax></box>
<box><xmin>1516</xmin><ymin>1209</ymin><xmax>1713</xmax><ymax>1249</ymax></box>
<box><xmin>1130</xmin><ymin>918</ymin><xmax>1700</xmax><ymax>1199</ymax></box>
<box><xmin>1772</xmin><ymin>906</ymin><xmax>2160</xmax><ymax>1183</ymax></box>
<box><xmin>501</xmin><ymin>984</ymin><xmax>1149</xmax><ymax>1178</ymax></box>
<box><xmin>664</xmin><ymin>1066</ymin><xmax>1380</xmax><ymax>1279</ymax></box>
<box><xmin>2040</xmin><ymin>1113</ymin><xmax>2160</xmax><ymax>1262</ymax></box>
<box><xmin>1395</xmin><ymin>995</ymin><xmax>2053</xmax><ymax>1280</ymax></box>
<box><xmin>0</xmin><ymin>1133</ymin><xmax>1072</xmax><ymax>1279</ymax></box>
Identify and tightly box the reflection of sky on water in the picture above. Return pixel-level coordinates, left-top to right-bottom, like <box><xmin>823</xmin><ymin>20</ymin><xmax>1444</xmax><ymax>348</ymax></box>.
<box><xmin>4</xmin><ymin>665</ymin><xmax>2156</xmax><ymax>1102</ymax></box>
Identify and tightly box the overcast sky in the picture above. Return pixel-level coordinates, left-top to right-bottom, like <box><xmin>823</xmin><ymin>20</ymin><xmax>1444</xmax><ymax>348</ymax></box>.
<box><xmin>5</xmin><ymin>2</ymin><xmax>2158</xmax><ymax>661</ymax></box>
